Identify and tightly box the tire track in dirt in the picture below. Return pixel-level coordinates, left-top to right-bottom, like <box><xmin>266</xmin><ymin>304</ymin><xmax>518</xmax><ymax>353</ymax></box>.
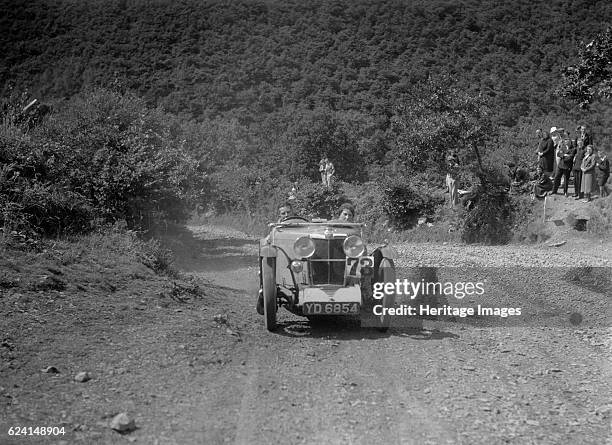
<box><xmin>172</xmin><ymin>224</ymin><xmax>611</xmax><ymax>444</ymax></box>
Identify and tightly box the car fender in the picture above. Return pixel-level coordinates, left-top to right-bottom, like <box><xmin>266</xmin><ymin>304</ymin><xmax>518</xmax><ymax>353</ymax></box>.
<box><xmin>259</xmin><ymin>244</ymin><xmax>278</xmax><ymax>258</ymax></box>
<box><xmin>372</xmin><ymin>245</ymin><xmax>396</xmax><ymax>261</ymax></box>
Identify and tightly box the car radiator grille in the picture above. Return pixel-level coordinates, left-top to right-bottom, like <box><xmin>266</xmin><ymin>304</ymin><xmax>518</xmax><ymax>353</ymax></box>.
<box><xmin>310</xmin><ymin>239</ymin><xmax>346</xmax><ymax>285</ymax></box>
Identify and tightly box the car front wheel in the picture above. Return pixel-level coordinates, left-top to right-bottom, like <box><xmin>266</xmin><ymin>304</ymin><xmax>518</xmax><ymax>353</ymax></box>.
<box><xmin>262</xmin><ymin>257</ymin><xmax>277</xmax><ymax>331</ymax></box>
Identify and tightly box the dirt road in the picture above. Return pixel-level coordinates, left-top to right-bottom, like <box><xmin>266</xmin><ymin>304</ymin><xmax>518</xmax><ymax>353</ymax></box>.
<box><xmin>162</xmin><ymin>224</ymin><xmax>611</xmax><ymax>445</ymax></box>
<box><xmin>1</xmin><ymin>224</ymin><xmax>610</xmax><ymax>444</ymax></box>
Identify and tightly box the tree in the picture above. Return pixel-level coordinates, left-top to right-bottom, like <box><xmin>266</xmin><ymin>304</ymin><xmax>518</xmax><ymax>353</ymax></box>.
<box><xmin>559</xmin><ymin>27</ymin><xmax>612</xmax><ymax>109</ymax></box>
<box><xmin>390</xmin><ymin>75</ymin><xmax>493</xmax><ymax>183</ymax></box>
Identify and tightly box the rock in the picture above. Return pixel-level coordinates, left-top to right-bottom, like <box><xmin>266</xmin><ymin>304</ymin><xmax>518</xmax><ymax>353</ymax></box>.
<box><xmin>462</xmin><ymin>366</ymin><xmax>476</xmax><ymax>371</ymax></box>
<box><xmin>42</xmin><ymin>366</ymin><xmax>60</xmax><ymax>373</ymax></box>
<box><xmin>74</xmin><ymin>371</ymin><xmax>91</xmax><ymax>383</ymax></box>
<box><xmin>110</xmin><ymin>412</ymin><xmax>136</xmax><ymax>433</ymax></box>
<box><xmin>549</xmin><ymin>240</ymin><xmax>567</xmax><ymax>247</ymax></box>
<box><xmin>214</xmin><ymin>314</ymin><xmax>228</xmax><ymax>324</ymax></box>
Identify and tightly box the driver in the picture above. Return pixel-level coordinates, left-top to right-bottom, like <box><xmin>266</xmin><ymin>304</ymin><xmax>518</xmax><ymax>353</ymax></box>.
<box><xmin>277</xmin><ymin>202</ymin><xmax>296</xmax><ymax>222</ymax></box>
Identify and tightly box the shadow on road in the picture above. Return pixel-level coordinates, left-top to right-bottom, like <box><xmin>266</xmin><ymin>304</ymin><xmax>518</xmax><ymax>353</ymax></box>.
<box><xmin>274</xmin><ymin>318</ymin><xmax>459</xmax><ymax>341</ymax></box>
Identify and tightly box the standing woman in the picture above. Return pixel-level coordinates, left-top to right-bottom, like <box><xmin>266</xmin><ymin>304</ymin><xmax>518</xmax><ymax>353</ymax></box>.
<box><xmin>596</xmin><ymin>148</ymin><xmax>610</xmax><ymax>198</ymax></box>
<box><xmin>580</xmin><ymin>145</ymin><xmax>597</xmax><ymax>202</ymax></box>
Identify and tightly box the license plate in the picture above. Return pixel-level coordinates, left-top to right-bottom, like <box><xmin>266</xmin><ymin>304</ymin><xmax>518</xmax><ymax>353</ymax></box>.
<box><xmin>303</xmin><ymin>302</ymin><xmax>359</xmax><ymax>315</ymax></box>
<box><xmin>345</xmin><ymin>256</ymin><xmax>374</xmax><ymax>277</ymax></box>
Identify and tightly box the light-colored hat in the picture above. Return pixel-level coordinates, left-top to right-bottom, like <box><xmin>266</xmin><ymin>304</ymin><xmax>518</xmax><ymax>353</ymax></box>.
<box><xmin>550</xmin><ymin>126</ymin><xmax>558</xmax><ymax>134</ymax></box>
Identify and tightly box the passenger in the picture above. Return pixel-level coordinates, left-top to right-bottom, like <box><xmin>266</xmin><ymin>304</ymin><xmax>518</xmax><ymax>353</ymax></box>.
<box><xmin>335</xmin><ymin>203</ymin><xmax>355</xmax><ymax>222</ymax></box>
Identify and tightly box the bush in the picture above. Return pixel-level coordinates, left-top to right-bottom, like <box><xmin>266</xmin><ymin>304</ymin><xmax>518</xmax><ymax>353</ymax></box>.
<box><xmin>381</xmin><ymin>175</ymin><xmax>445</xmax><ymax>230</ymax></box>
<box><xmin>1</xmin><ymin>88</ymin><xmax>207</xmax><ymax>236</ymax></box>
<box><xmin>460</xmin><ymin>186</ymin><xmax>514</xmax><ymax>244</ymax></box>
<box><xmin>292</xmin><ymin>180</ymin><xmax>347</xmax><ymax>220</ymax></box>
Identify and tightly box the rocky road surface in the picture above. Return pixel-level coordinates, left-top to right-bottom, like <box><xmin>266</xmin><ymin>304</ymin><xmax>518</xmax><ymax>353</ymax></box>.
<box><xmin>165</xmin><ymin>224</ymin><xmax>612</xmax><ymax>445</ymax></box>
<box><xmin>1</xmin><ymin>224</ymin><xmax>610</xmax><ymax>444</ymax></box>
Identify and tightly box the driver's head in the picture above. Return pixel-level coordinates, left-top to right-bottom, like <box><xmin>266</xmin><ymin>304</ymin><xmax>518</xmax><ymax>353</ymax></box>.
<box><xmin>337</xmin><ymin>203</ymin><xmax>355</xmax><ymax>222</ymax></box>
<box><xmin>278</xmin><ymin>202</ymin><xmax>295</xmax><ymax>221</ymax></box>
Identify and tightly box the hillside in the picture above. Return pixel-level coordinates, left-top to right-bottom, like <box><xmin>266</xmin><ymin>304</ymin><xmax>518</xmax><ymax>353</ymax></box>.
<box><xmin>2</xmin><ymin>0</ymin><xmax>611</xmax><ymax>127</ymax></box>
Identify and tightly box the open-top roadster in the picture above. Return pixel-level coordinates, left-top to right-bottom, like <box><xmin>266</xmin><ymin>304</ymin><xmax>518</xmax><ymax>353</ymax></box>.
<box><xmin>257</xmin><ymin>216</ymin><xmax>396</xmax><ymax>331</ymax></box>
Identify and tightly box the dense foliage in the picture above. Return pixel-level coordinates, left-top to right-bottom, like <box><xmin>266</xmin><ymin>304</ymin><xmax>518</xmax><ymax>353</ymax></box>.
<box><xmin>2</xmin><ymin>0</ymin><xmax>611</xmax><ymax>126</ymax></box>
<box><xmin>2</xmin><ymin>0</ymin><xmax>611</xmax><ymax>242</ymax></box>
<box><xmin>559</xmin><ymin>27</ymin><xmax>612</xmax><ymax>109</ymax></box>
<box><xmin>1</xmin><ymin>88</ymin><xmax>206</xmax><ymax>236</ymax></box>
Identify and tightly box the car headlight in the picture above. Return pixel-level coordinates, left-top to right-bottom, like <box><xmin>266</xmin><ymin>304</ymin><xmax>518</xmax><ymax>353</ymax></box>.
<box><xmin>293</xmin><ymin>236</ymin><xmax>315</xmax><ymax>258</ymax></box>
<box><xmin>343</xmin><ymin>235</ymin><xmax>365</xmax><ymax>258</ymax></box>
<box><xmin>290</xmin><ymin>260</ymin><xmax>304</xmax><ymax>273</ymax></box>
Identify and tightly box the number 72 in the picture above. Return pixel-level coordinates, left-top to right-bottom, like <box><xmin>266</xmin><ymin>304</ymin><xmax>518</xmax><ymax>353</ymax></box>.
<box><xmin>345</xmin><ymin>256</ymin><xmax>374</xmax><ymax>277</ymax></box>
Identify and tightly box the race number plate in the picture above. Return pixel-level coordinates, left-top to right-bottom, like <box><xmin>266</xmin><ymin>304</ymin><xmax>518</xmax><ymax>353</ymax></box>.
<box><xmin>303</xmin><ymin>302</ymin><xmax>360</xmax><ymax>315</ymax></box>
<box><xmin>345</xmin><ymin>256</ymin><xmax>374</xmax><ymax>278</ymax></box>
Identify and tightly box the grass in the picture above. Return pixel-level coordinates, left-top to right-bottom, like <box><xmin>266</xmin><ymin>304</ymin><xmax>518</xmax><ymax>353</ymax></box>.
<box><xmin>0</xmin><ymin>223</ymin><xmax>179</xmax><ymax>278</ymax></box>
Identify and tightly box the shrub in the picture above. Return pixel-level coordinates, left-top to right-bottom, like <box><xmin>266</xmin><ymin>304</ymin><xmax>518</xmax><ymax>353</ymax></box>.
<box><xmin>1</xmin><ymin>88</ymin><xmax>207</xmax><ymax>236</ymax></box>
<box><xmin>460</xmin><ymin>185</ymin><xmax>514</xmax><ymax>244</ymax></box>
<box><xmin>381</xmin><ymin>175</ymin><xmax>445</xmax><ymax>230</ymax></box>
<box><xmin>343</xmin><ymin>181</ymin><xmax>386</xmax><ymax>237</ymax></box>
<box><xmin>292</xmin><ymin>180</ymin><xmax>347</xmax><ymax>220</ymax></box>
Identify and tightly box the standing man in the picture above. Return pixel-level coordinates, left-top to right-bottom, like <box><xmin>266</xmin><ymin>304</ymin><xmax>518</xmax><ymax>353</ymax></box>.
<box><xmin>596</xmin><ymin>148</ymin><xmax>609</xmax><ymax>198</ymax></box>
<box><xmin>536</xmin><ymin>129</ymin><xmax>554</xmax><ymax>177</ymax></box>
<box><xmin>580</xmin><ymin>125</ymin><xmax>593</xmax><ymax>148</ymax></box>
<box><xmin>572</xmin><ymin>139</ymin><xmax>585</xmax><ymax>200</ymax></box>
<box><xmin>446</xmin><ymin>153</ymin><xmax>460</xmax><ymax>207</ymax></box>
<box><xmin>552</xmin><ymin>139</ymin><xmax>574</xmax><ymax>197</ymax></box>
<box><xmin>319</xmin><ymin>156</ymin><xmax>327</xmax><ymax>185</ymax></box>
<box><xmin>325</xmin><ymin>158</ymin><xmax>335</xmax><ymax>187</ymax></box>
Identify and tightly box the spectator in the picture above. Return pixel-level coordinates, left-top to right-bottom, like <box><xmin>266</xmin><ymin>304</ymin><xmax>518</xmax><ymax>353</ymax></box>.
<box><xmin>552</xmin><ymin>138</ymin><xmax>574</xmax><ymax>197</ymax></box>
<box><xmin>550</xmin><ymin>126</ymin><xmax>563</xmax><ymax>178</ymax></box>
<box><xmin>536</xmin><ymin>129</ymin><xmax>554</xmax><ymax>176</ymax></box>
<box><xmin>532</xmin><ymin>166</ymin><xmax>553</xmax><ymax>199</ymax></box>
<box><xmin>446</xmin><ymin>153</ymin><xmax>460</xmax><ymax>207</ymax></box>
<box><xmin>580</xmin><ymin>125</ymin><xmax>593</xmax><ymax>148</ymax></box>
<box><xmin>325</xmin><ymin>158</ymin><xmax>335</xmax><ymax>187</ymax></box>
<box><xmin>596</xmin><ymin>148</ymin><xmax>610</xmax><ymax>198</ymax></box>
<box><xmin>572</xmin><ymin>139</ymin><xmax>585</xmax><ymax>200</ymax></box>
<box><xmin>288</xmin><ymin>183</ymin><xmax>297</xmax><ymax>201</ymax></box>
<box><xmin>319</xmin><ymin>156</ymin><xmax>327</xmax><ymax>185</ymax></box>
<box><xmin>572</xmin><ymin>125</ymin><xmax>582</xmax><ymax>148</ymax></box>
<box><xmin>580</xmin><ymin>146</ymin><xmax>597</xmax><ymax>202</ymax></box>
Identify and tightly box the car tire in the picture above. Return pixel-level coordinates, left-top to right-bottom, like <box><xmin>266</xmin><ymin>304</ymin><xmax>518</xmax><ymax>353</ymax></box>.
<box><xmin>262</xmin><ymin>256</ymin><xmax>277</xmax><ymax>331</ymax></box>
<box><xmin>377</xmin><ymin>258</ymin><xmax>395</xmax><ymax>332</ymax></box>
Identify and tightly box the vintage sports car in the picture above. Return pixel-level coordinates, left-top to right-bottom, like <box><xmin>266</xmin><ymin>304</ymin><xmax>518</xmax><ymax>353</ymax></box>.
<box><xmin>257</xmin><ymin>216</ymin><xmax>396</xmax><ymax>331</ymax></box>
